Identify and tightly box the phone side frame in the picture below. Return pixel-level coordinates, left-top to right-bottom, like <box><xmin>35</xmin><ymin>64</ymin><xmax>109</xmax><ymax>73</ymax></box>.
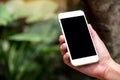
<box><xmin>58</xmin><ymin>12</ymin><xmax>74</xmax><ymax>65</ymax></box>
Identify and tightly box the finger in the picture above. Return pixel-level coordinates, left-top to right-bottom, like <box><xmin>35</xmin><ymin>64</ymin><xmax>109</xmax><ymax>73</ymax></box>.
<box><xmin>60</xmin><ymin>43</ymin><xmax>67</xmax><ymax>55</ymax></box>
<box><xmin>59</xmin><ymin>35</ymin><xmax>65</xmax><ymax>44</ymax></box>
<box><xmin>63</xmin><ymin>52</ymin><xmax>70</xmax><ymax>64</ymax></box>
<box><xmin>63</xmin><ymin>53</ymin><xmax>79</xmax><ymax>70</ymax></box>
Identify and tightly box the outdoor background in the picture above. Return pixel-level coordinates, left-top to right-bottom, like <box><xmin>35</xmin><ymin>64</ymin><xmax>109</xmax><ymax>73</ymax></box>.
<box><xmin>0</xmin><ymin>0</ymin><xmax>120</xmax><ymax>80</ymax></box>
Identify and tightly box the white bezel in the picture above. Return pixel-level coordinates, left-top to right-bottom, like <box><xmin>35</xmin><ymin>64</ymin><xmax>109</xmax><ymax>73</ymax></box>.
<box><xmin>58</xmin><ymin>10</ymin><xmax>99</xmax><ymax>66</ymax></box>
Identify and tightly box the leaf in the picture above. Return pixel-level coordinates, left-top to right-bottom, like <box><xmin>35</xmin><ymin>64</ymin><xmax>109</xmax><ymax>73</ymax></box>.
<box><xmin>13</xmin><ymin>0</ymin><xmax>58</xmax><ymax>23</ymax></box>
<box><xmin>16</xmin><ymin>61</ymin><xmax>41</xmax><ymax>80</ymax></box>
<box><xmin>8</xmin><ymin>45</ymin><xmax>17</xmax><ymax>75</ymax></box>
<box><xmin>9</xmin><ymin>17</ymin><xmax>60</xmax><ymax>43</ymax></box>
<box><xmin>1</xmin><ymin>40</ymin><xmax>10</xmax><ymax>53</ymax></box>
<box><xmin>0</xmin><ymin>3</ymin><xmax>14</xmax><ymax>26</ymax></box>
<box><xmin>43</xmin><ymin>45</ymin><xmax>59</xmax><ymax>53</ymax></box>
<box><xmin>9</xmin><ymin>33</ymin><xmax>45</xmax><ymax>42</ymax></box>
<box><xmin>0</xmin><ymin>0</ymin><xmax>58</xmax><ymax>26</ymax></box>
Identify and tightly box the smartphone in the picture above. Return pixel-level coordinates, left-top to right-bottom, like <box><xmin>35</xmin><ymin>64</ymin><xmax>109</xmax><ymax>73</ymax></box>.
<box><xmin>58</xmin><ymin>10</ymin><xmax>99</xmax><ymax>66</ymax></box>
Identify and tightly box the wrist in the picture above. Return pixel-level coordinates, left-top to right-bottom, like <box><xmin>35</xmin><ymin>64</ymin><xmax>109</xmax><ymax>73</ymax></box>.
<box><xmin>104</xmin><ymin>59</ymin><xmax>120</xmax><ymax>80</ymax></box>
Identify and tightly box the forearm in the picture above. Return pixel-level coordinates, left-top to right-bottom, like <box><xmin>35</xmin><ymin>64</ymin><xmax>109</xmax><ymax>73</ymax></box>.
<box><xmin>104</xmin><ymin>60</ymin><xmax>120</xmax><ymax>80</ymax></box>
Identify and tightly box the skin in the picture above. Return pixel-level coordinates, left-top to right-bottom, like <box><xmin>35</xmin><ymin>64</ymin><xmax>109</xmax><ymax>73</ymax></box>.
<box><xmin>59</xmin><ymin>24</ymin><xmax>120</xmax><ymax>80</ymax></box>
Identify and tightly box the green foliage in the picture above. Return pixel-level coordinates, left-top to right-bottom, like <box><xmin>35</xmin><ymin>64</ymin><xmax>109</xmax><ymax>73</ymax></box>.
<box><xmin>0</xmin><ymin>0</ymin><xmax>61</xmax><ymax>80</ymax></box>
<box><xmin>9</xmin><ymin>17</ymin><xmax>59</xmax><ymax>42</ymax></box>
<box><xmin>0</xmin><ymin>0</ymin><xmax>58</xmax><ymax>26</ymax></box>
<box><xmin>0</xmin><ymin>0</ymin><xmax>92</xmax><ymax>80</ymax></box>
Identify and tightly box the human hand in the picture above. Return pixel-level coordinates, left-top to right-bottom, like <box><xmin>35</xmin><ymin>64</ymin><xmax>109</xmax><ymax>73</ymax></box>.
<box><xmin>59</xmin><ymin>24</ymin><xmax>113</xmax><ymax>79</ymax></box>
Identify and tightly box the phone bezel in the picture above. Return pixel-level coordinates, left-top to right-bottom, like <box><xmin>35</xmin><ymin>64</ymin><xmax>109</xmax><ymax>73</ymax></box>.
<box><xmin>58</xmin><ymin>10</ymin><xmax>99</xmax><ymax>66</ymax></box>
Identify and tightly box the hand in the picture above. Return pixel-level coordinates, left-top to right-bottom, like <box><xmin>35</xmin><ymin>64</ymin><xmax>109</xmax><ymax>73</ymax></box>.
<box><xmin>59</xmin><ymin>24</ymin><xmax>113</xmax><ymax>79</ymax></box>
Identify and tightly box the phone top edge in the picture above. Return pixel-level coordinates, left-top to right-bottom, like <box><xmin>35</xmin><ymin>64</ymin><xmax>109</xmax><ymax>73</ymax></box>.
<box><xmin>58</xmin><ymin>10</ymin><xmax>84</xmax><ymax>19</ymax></box>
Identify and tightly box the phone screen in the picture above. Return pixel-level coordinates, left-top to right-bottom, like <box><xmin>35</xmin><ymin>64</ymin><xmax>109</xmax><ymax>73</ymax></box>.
<box><xmin>60</xmin><ymin>16</ymin><xmax>97</xmax><ymax>59</ymax></box>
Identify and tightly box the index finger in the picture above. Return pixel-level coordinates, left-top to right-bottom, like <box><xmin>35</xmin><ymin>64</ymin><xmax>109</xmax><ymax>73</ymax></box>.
<box><xmin>59</xmin><ymin>35</ymin><xmax>65</xmax><ymax>44</ymax></box>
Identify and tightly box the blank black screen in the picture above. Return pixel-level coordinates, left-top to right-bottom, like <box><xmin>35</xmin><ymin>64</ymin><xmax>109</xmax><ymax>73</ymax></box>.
<box><xmin>61</xmin><ymin>16</ymin><xmax>96</xmax><ymax>59</ymax></box>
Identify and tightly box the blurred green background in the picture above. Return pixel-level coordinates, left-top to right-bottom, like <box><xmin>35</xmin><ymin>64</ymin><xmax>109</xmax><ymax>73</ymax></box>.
<box><xmin>0</xmin><ymin>0</ymin><xmax>92</xmax><ymax>80</ymax></box>
<box><xmin>1</xmin><ymin>0</ymin><xmax>119</xmax><ymax>80</ymax></box>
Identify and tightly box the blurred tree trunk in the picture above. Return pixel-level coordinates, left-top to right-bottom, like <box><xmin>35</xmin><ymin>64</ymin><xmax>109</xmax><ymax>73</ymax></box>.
<box><xmin>56</xmin><ymin>0</ymin><xmax>81</xmax><ymax>12</ymax></box>
<box><xmin>82</xmin><ymin>0</ymin><xmax>120</xmax><ymax>63</ymax></box>
<box><xmin>0</xmin><ymin>0</ymin><xmax>8</xmax><ymax>3</ymax></box>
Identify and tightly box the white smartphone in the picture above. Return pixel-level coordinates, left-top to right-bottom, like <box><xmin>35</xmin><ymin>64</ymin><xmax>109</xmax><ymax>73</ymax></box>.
<box><xmin>58</xmin><ymin>10</ymin><xmax>99</xmax><ymax>66</ymax></box>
